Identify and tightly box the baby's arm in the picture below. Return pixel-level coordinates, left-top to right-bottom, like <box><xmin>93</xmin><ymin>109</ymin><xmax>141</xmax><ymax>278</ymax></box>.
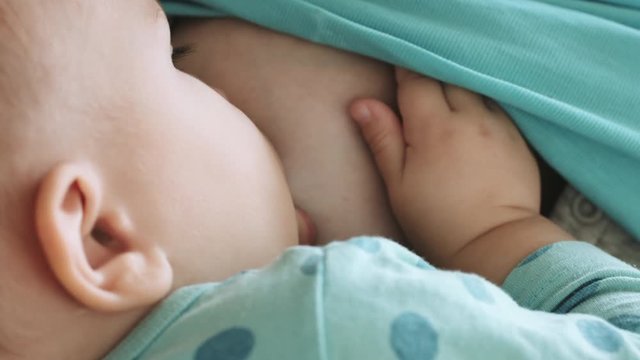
<box><xmin>350</xmin><ymin>68</ymin><xmax>571</xmax><ymax>284</ymax></box>
<box><xmin>347</xmin><ymin>70</ymin><xmax>640</xmax><ymax>348</ymax></box>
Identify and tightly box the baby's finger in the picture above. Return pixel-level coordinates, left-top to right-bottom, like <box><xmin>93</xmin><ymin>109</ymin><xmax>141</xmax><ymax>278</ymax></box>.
<box><xmin>395</xmin><ymin>68</ymin><xmax>451</xmax><ymax>139</ymax></box>
<box><xmin>350</xmin><ymin>99</ymin><xmax>405</xmax><ymax>188</ymax></box>
<box><xmin>396</xmin><ymin>68</ymin><xmax>449</xmax><ymax>115</ymax></box>
<box><xmin>443</xmin><ymin>84</ymin><xmax>486</xmax><ymax>113</ymax></box>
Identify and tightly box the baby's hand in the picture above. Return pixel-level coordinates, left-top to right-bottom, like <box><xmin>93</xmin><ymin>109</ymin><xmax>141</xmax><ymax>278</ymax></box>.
<box><xmin>350</xmin><ymin>69</ymin><xmax>541</xmax><ymax>266</ymax></box>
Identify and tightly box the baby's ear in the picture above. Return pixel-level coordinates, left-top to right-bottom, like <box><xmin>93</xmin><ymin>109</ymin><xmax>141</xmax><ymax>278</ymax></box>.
<box><xmin>34</xmin><ymin>163</ymin><xmax>172</xmax><ymax>312</ymax></box>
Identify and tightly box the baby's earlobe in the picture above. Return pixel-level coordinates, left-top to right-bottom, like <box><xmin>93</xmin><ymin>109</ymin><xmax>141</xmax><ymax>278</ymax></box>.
<box><xmin>34</xmin><ymin>162</ymin><xmax>173</xmax><ymax>312</ymax></box>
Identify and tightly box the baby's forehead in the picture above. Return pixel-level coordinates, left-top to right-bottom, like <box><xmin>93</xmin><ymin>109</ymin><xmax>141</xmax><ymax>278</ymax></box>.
<box><xmin>0</xmin><ymin>0</ymin><xmax>175</xmax><ymax>124</ymax></box>
<box><xmin>1</xmin><ymin>2</ymin><xmax>158</xmax><ymax>86</ymax></box>
<box><xmin>0</xmin><ymin>0</ymin><xmax>161</xmax><ymax>45</ymax></box>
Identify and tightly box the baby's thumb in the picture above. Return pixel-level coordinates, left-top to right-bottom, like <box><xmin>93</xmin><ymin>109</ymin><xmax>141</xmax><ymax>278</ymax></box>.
<box><xmin>350</xmin><ymin>99</ymin><xmax>404</xmax><ymax>188</ymax></box>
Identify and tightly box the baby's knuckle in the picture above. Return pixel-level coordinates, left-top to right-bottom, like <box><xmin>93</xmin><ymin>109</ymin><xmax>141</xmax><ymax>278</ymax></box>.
<box><xmin>367</xmin><ymin>130</ymin><xmax>391</xmax><ymax>153</ymax></box>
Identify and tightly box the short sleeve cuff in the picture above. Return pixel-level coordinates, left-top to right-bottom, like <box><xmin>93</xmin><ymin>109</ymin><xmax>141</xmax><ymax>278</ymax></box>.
<box><xmin>502</xmin><ymin>241</ymin><xmax>638</xmax><ymax>311</ymax></box>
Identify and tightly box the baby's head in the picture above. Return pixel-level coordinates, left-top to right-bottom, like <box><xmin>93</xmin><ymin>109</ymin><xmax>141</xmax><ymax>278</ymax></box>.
<box><xmin>0</xmin><ymin>1</ymin><xmax>298</xmax><ymax>358</ymax></box>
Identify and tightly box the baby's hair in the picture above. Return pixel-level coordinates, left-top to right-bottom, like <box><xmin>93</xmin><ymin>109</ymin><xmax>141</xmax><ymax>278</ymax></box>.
<box><xmin>0</xmin><ymin>3</ymin><xmax>21</xmax><ymax>157</ymax></box>
<box><xmin>0</xmin><ymin>2</ymin><xmax>41</xmax><ymax>231</ymax></box>
<box><xmin>0</xmin><ymin>2</ymin><xmax>41</xmax><ymax>117</ymax></box>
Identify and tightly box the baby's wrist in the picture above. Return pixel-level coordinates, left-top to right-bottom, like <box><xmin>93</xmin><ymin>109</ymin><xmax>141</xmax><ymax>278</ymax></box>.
<box><xmin>442</xmin><ymin>214</ymin><xmax>572</xmax><ymax>284</ymax></box>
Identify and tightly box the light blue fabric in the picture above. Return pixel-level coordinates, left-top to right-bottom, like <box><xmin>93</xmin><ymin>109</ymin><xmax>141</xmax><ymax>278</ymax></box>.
<box><xmin>161</xmin><ymin>0</ymin><xmax>640</xmax><ymax>241</ymax></box>
<box><xmin>105</xmin><ymin>237</ymin><xmax>640</xmax><ymax>359</ymax></box>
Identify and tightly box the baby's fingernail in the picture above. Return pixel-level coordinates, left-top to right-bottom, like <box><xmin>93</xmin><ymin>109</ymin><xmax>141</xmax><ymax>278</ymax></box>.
<box><xmin>353</xmin><ymin>104</ymin><xmax>371</xmax><ymax>124</ymax></box>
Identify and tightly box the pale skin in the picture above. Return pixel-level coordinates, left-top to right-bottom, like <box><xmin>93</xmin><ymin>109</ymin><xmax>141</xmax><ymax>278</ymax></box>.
<box><xmin>1</xmin><ymin>1</ymin><xmax>298</xmax><ymax>359</ymax></box>
<box><xmin>350</xmin><ymin>69</ymin><xmax>571</xmax><ymax>283</ymax></box>
<box><xmin>170</xmin><ymin>19</ymin><xmax>404</xmax><ymax>245</ymax></box>
<box><xmin>171</xmin><ymin>18</ymin><xmax>571</xmax><ymax>282</ymax></box>
<box><xmin>0</xmin><ymin>2</ymin><xmax>569</xmax><ymax>360</ymax></box>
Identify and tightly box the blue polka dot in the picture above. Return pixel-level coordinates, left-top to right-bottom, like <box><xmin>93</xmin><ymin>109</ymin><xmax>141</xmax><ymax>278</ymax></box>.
<box><xmin>415</xmin><ymin>258</ymin><xmax>434</xmax><ymax>270</ymax></box>
<box><xmin>195</xmin><ymin>327</ymin><xmax>255</xmax><ymax>360</ymax></box>
<box><xmin>350</xmin><ymin>237</ymin><xmax>381</xmax><ymax>253</ymax></box>
<box><xmin>517</xmin><ymin>244</ymin><xmax>553</xmax><ymax>268</ymax></box>
<box><xmin>460</xmin><ymin>275</ymin><xmax>494</xmax><ymax>303</ymax></box>
<box><xmin>390</xmin><ymin>312</ymin><xmax>438</xmax><ymax>360</ymax></box>
<box><xmin>608</xmin><ymin>314</ymin><xmax>640</xmax><ymax>332</ymax></box>
<box><xmin>577</xmin><ymin>319</ymin><xmax>623</xmax><ymax>353</ymax></box>
<box><xmin>301</xmin><ymin>254</ymin><xmax>322</xmax><ymax>275</ymax></box>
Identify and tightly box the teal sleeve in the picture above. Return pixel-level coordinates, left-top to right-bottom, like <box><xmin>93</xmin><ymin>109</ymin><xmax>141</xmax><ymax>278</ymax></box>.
<box><xmin>105</xmin><ymin>237</ymin><xmax>640</xmax><ymax>360</ymax></box>
<box><xmin>503</xmin><ymin>241</ymin><xmax>640</xmax><ymax>333</ymax></box>
<box><xmin>161</xmin><ymin>0</ymin><xmax>640</xmax><ymax>242</ymax></box>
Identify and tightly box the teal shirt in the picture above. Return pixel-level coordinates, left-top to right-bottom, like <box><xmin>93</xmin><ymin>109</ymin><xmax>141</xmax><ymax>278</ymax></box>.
<box><xmin>106</xmin><ymin>237</ymin><xmax>640</xmax><ymax>359</ymax></box>
<box><xmin>161</xmin><ymin>0</ymin><xmax>640</xmax><ymax>241</ymax></box>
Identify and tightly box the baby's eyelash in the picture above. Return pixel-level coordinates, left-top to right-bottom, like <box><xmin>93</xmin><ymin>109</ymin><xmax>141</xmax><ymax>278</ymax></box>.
<box><xmin>171</xmin><ymin>45</ymin><xmax>194</xmax><ymax>63</ymax></box>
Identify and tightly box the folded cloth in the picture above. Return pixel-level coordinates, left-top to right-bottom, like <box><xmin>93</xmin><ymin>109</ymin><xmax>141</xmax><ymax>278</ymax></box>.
<box><xmin>162</xmin><ymin>0</ymin><xmax>640</xmax><ymax>241</ymax></box>
<box><xmin>105</xmin><ymin>237</ymin><xmax>640</xmax><ymax>359</ymax></box>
